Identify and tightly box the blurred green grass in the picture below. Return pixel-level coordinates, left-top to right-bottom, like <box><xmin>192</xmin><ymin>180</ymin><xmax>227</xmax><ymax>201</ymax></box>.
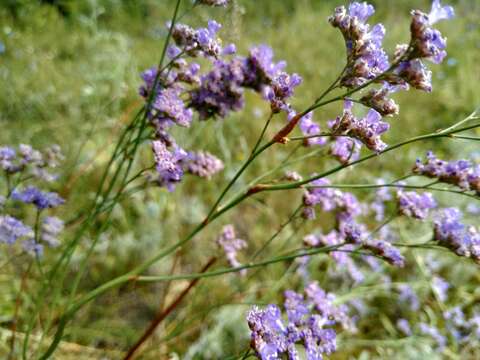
<box><xmin>1</xmin><ymin>0</ymin><xmax>480</xmax><ymax>359</ymax></box>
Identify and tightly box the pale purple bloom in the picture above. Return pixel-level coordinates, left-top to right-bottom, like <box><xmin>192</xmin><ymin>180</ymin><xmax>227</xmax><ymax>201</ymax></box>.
<box><xmin>151</xmin><ymin>140</ymin><xmax>188</xmax><ymax>191</ymax></box>
<box><xmin>22</xmin><ymin>238</ymin><xmax>43</xmax><ymax>257</ymax></box>
<box><xmin>432</xmin><ymin>276</ymin><xmax>450</xmax><ymax>302</ymax></box>
<box><xmin>190</xmin><ymin>58</ymin><xmax>246</xmax><ymax>119</ymax></box>
<box><xmin>330</xmin><ymin>137</ymin><xmax>361</xmax><ymax>164</ymax></box>
<box><xmin>242</xmin><ymin>45</ymin><xmax>286</xmax><ymax>90</ymax></box>
<box><xmin>171</xmin><ymin>20</ymin><xmax>222</xmax><ymax>58</ymax></box>
<box><xmin>41</xmin><ymin>216</ymin><xmax>64</xmax><ymax>247</ymax></box>
<box><xmin>363</xmin><ymin>239</ymin><xmax>405</xmax><ymax>267</ymax></box>
<box><xmin>265</xmin><ymin>72</ymin><xmax>302</xmax><ymax>113</ymax></box>
<box><xmin>0</xmin><ymin>215</ymin><xmax>32</xmax><ymax>245</ymax></box>
<box><xmin>12</xmin><ymin>186</ymin><xmax>64</xmax><ymax>210</ymax></box>
<box><xmin>248</xmin><ymin>283</ymin><xmax>345</xmax><ymax>359</ymax></box>
<box><xmin>397</xmin><ymin>191</ymin><xmax>436</xmax><ymax>220</ymax></box>
<box><xmin>216</xmin><ymin>225</ymin><xmax>247</xmax><ymax>275</ymax></box>
<box><xmin>297</xmin><ymin>112</ymin><xmax>327</xmax><ymax>147</ymax></box>
<box><xmin>330</xmin><ymin>102</ymin><xmax>389</xmax><ymax>152</ymax></box>
<box><xmin>185</xmin><ymin>151</ymin><xmax>223</xmax><ymax>178</ymax></box>
<box><xmin>329</xmin><ymin>2</ymin><xmax>389</xmax><ymax>87</ymax></box>
<box><xmin>397</xmin><ymin>318</ymin><xmax>412</xmax><ymax>336</ymax></box>
<box><xmin>284</xmin><ymin>171</ymin><xmax>302</xmax><ymax>182</ymax></box>
<box><xmin>419</xmin><ymin>323</ymin><xmax>446</xmax><ymax>349</ymax></box>
<box><xmin>398</xmin><ymin>284</ymin><xmax>420</xmax><ymax>311</ymax></box>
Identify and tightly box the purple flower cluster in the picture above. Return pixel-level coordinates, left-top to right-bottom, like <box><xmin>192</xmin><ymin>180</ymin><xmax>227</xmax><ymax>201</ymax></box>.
<box><xmin>397</xmin><ymin>190</ymin><xmax>436</xmax><ymax>220</ymax></box>
<box><xmin>184</xmin><ymin>151</ymin><xmax>224</xmax><ymax>178</ymax></box>
<box><xmin>216</xmin><ymin>225</ymin><xmax>247</xmax><ymax>275</ymax></box>
<box><xmin>140</xmin><ymin>20</ymin><xmax>300</xmax><ymax>190</ymax></box>
<box><xmin>170</xmin><ymin>20</ymin><xmax>223</xmax><ymax>58</ymax></box>
<box><xmin>330</xmin><ymin>101</ymin><xmax>389</xmax><ymax>153</ymax></box>
<box><xmin>12</xmin><ymin>186</ymin><xmax>65</xmax><ymax>210</ymax></box>
<box><xmin>329</xmin><ymin>2</ymin><xmax>389</xmax><ymax>87</ymax></box>
<box><xmin>0</xmin><ymin>144</ymin><xmax>63</xmax><ymax>182</ymax></box>
<box><xmin>363</xmin><ymin>239</ymin><xmax>405</xmax><ymax>267</ymax></box>
<box><xmin>386</xmin><ymin>0</ymin><xmax>454</xmax><ymax>92</ymax></box>
<box><xmin>41</xmin><ymin>216</ymin><xmax>64</xmax><ymax>247</ymax></box>
<box><xmin>247</xmin><ymin>282</ymin><xmax>350</xmax><ymax>359</ymax></box>
<box><xmin>433</xmin><ymin>208</ymin><xmax>480</xmax><ymax>262</ymax></box>
<box><xmin>0</xmin><ymin>215</ymin><xmax>32</xmax><ymax>245</ymax></box>
<box><xmin>413</xmin><ymin>152</ymin><xmax>480</xmax><ymax>193</ymax></box>
<box><xmin>302</xmin><ymin>177</ymin><xmax>362</xmax><ymax>221</ymax></box>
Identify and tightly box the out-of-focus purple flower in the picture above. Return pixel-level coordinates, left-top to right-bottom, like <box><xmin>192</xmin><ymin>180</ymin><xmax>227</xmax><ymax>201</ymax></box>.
<box><xmin>22</xmin><ymin>238</ymin><xmax>43</xmax><ymax>257</ymax></box>
<box><xmin>151</xmin><ymin>140</ymin><xmax>188</xmax><ymax>192</ymax></box>
<box><xmin>284</xmin><ymin>171</ymin><xmax>302</xmax><ymax>182</ymax></box>
<box><xmin>284</xmin><ymin>290</ymin><xmax>309</xmax><ymax>325</ymax></box>
<box><xmin>0</xmin><ymin>215</ymin><xmax>32</xmax><ymax>245</ymax></box>
<box><xmin>216</xmin><ymin>225</ymin><xmax>247</xmax><ymax>275</ymax></box>
<box><xmin>295</xmin><ymin>111</ymin><xmax>327</xmax><ymax>147</ymax></box>
<box><xmin>432</xmin><ymin>275</ymin><xmax>450</xmax><ymax>302</ymax></box>
<box><xmin>184</xmin><ymin>151</ymin><xmax>223</xmax><ymax>178</ymax></box>
<box><xmin>329</xmin><ymin>2</ymin><xmax>390</xmax><ymax>87</ymax></box>
<box><xmin>12</xmin><ymin>186</ymin><xmax>64</xmax><ymax>210</ymax></box>
<box><xmin>41</xmin><ymin>216</ymin><xmax>64</xmax><ymax>247</ymax></box>
<box><xmin>397</xmin><ymin>318</ymin><xmax>412</xmax><ymax>336</ymax></box>
<box><xmin>242</xmin><ymin>45</ymin><xmax>286</xmax><ymax>91</ymax></box>
<box><xmin>414</xmin><ymin>152</ymin><xmax>480</xmax><ymax>193</ymax></box>
<box><xmin>0</xmin><ymin>146</ymin><xmax>17</xmax><ymax>172</ymax></box>
<box><xmin>419</xmin><ymin>323</ymin><xmax>446</xmax><ymax>350</ymax></box>
<box><xmin>363</xmin><ymin>239</ymin><xmax>405</xmax><ymax>267</ymax></box>
<box><xmin>433</xmin><ymin>208</ymin><xmax>480</xmax><ymax>262</ymax></box>
<box><xmin>397</xmin><ymin>190</ymin><xmax>436</xmax><ymax>220</ymax></box>
<box><xmin>398</xmin><ymin>284</ymin><xmax>420</xmax><ymax>311</ymax></box>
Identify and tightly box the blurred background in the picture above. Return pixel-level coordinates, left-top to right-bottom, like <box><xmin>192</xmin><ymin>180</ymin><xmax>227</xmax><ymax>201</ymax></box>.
<box><xmin>0</xmin><ymin>0</ymin><xmax>479</xmax><ymax>359</ymax></box>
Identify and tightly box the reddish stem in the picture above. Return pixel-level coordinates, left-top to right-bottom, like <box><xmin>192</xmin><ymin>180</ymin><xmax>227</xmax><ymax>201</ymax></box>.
<box><xmin>123</xmin><ymin>257</ymin><xmax>217</xmax><ymax>360</ymax></box>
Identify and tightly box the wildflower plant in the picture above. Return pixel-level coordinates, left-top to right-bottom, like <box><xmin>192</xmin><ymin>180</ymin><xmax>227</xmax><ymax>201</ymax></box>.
<box><xmin>3</xmin><ymin>0</ymin><xmax>480</xmax><ymax>359</ymax></box>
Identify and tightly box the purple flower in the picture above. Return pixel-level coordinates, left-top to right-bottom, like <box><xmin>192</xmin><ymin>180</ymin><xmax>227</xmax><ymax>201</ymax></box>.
<box><xmin>330</xmin><ymin>101</ymin><xmax>390</xmax><ymax>152</ymax></box>
<box><xmin>432</xmin><ymin>276</ymin><xmax>450</xmax><ymax>302</ymax></box>
<box><xmin>41</xmin><ymin>216</ymin><xmax>64</xmax><ymax>247</ymax></box>
<box><xmin>329</xmin><ymin>2</ymin><xmax>390</xmax><ymax>87</ymax></box>
<box><xmin>247</xmin><ymin>45</ymin><xmax>285</xmax><ymax>84</ymax></box>
<box><xmin>419</xmin><ymin>323</ymin><xmax>446</xmax><ymax>349</ymax></box>
<box><xmin>151</xmin><ymin>140</ymin><xmax>187</xmax><ymax>191</ymax></box>
<box><xmin>409</xmin><ymin>1</ymin><xmax>454</xmax><ymax>64</ymax></box>
<box><xmin>296</xmin><ymin>111</ymin><xmax>327</xmax><ymax>147</ymax></box>
<box><xmin>433</xmin><ymin>208</ymin><xmax>480</xmax><ymax>262</ymax></box>
<box><xmin>265</xmin><ymin>72</ymin><xmax>302</xmax><ymax>113</ymax></box>
<box><xmin>189</xmin><ymin>58</ymin><xmax>246</xmax><ymax>119</ymax></box>
<box><xmin>171</xmin><ymin>20</ymin><xmax>222</xmax><ymax>58</ymax></box>
<box><xmin>12</xmin><ymin>186</ymin><xmax>64</xmax><ymax>210</ymax></box>
<box><xmin>398</xmin><ymin>284</ymin><xmax>420</xmax><ymax>311</ymax></box>
<box><xmin>397</xmin><ymin>191</ymin><xmax>436</xmax><ymax>220</ymax></box>
<box><xmin>330</xmin><ymin>137</ymin><xmax>361</xmax><ymax>164</ymax></box>
<box><xmin>397</xmin><ymin>318</ymin><xmax>412</xmax><ymax>336</ymax></box>
<box><xmin>363</xmin><ymin>239</ymin><xmax>405</xmax><ymax>267</ymax></box>
<box><xmin>0</xmin><ymin>215</ymin><xmax>32</xmax><ymax>245</ymax></box>
<box><xmin>216</xmin><ymin>225</ymin><xmax>247</xmax><ymax>275</ymax></box>
<box><xmin>152</xmin><ymin>86</ymin><xmax>193</xmax><ymax>127</ymax></box>
<box><xmin>414</xmin><ymin>152</ymin><xmax>480</xmax><ymax>192</ymax></box>
<box><xmin>185</xmin><ymin>151</ymin><xmax>224</xmax><ymax>178</ymax></box>
<box><xmin>360</xmin><ymin>83</ymin><xmax>400</xmax><ymax>116</ymax></box>
<box><xmin>0</xmin><ymin>146</ymin><xmax>18</xmax><ymax>172</ymax></box>
<box><xmin>23</xmin><ymin>238</ymin><xmax>44</xmax><ymax>257</ymax></box>
<box><xmin>248</xmin><ymin>284</ymin><xmax>346</xmax><ymax>359</ymax></box>
<box><xmin>395</xmin><ymin>59</ymin><xmax>432</xmax><ymax>92</ymax></box>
